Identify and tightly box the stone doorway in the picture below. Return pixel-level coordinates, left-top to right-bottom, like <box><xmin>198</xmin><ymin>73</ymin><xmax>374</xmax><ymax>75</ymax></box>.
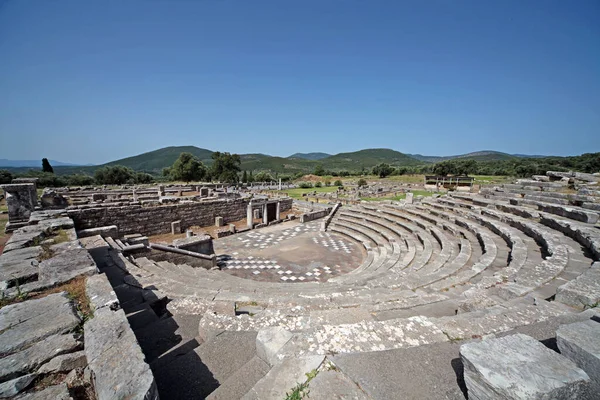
<box><xmin>266</xmin><ymin>203</ymin><xmax>277</xmax><ymax>223</ymax></box>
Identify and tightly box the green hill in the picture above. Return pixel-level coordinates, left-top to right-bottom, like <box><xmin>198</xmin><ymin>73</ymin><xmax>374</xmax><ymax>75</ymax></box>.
<box><xmin>409</xmin><ymin>151</ymin><xmax>517</xmax><ymax>163</ymax></box>
<box><xmin>288</xmin><ymin>152</ymin><xmax>331</xmax><ymax>161</ymax></box>
<box><xmin>320</xmin><ymin>148</ymin><xmax>425</xmax><ymax>171</ymax></box>
<box><xmin>104</xmin><ymin>146</ymin><xmax>214</xmax><ymax>173</ymax></box>
<box><xmin>240</xmin><ymin>153</ymin><xmax>316</xmax><ymax>174</ymax></box>
<box><xmin>7</xmin><ymin>147</ymin><xmax>540</xmax><ymax>177</ymax></box>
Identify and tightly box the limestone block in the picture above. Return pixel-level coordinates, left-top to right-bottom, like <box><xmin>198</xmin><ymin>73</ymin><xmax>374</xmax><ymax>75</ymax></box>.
<box><xmin>171</xmin><ymin>220</ymin><xmax>181</xmax><ymax>235</ymax></box>
<box><xmin>77</xmin><ymin>225</ymin><xmax>119</xmax><ymax>239</ymax></box>
<box><xmin>37</xmin><ymin>350</ymin><xmax>87</xmax><ymax>374</ymax></box>
<box><xmin>15</xmin><ymin>383</ymin><xmax>71</xmax><ymax>400</ymax></box>
<box><xmin>215</xmin><ymin>216</ymin><xmax>224</xmax><ymax>227</ymax></box>
<box><xmin>405</xmin><ymin>192</ymin><xmax>414</xmax><ymax>204</ymax></box>
<box><xmin>86</xmin><ymin>273</ymin><xmax>119</xmax><ymax>311</ymax></box>
<box><xmin>243</xmin><ymin>355</ymin><xmax>325</xmax><ymax>400</ymax></box>
<box><xmin>0</xmin><ymin>333</ymin><xmax>80</xmax><ymax>382</ymax></box>
<box><xmin>557</xmin><ymin>320</ymin><xmax>600</xmax><ymax>384</ymax></box>
<box><xmin>85</xmin><ymin>307</ymin><xmax>158</xmax><ymax>400</ymax></box>
<box><xmin>460</xmin><ymin>334</ymin><xmax>590</xmax><ymax>399</ymax></box>
<box><xmin>556</xmin><ymin>262</ymin><xmax>600</xmax><ymax>310</ymax></box>
<box><xmin>0</xmin><ymin>292</ymin><xmax>80</xmax><ymax>355</ymax></box>
<box><xmin>1</xmin><ymin>183</ymin><xmax>36</xmax><ymax>223</ymax></box>
<box><xmin>0</xmin><ymin>374</ymin><xmax>37</xmax><ymax>398</ymax></box>
<box><xmin>173</xmin><ymin>235</ymin><xmax>214</xmax><ymax>255</ymax></box>
<box><xmin>256</xmin><ymin>327</ymin><xmax>294</xmax><ymax>366</ymax></box>
<box><xmin>229</xmin><ymin>224</ymin><xmax>236</xmax><ymax>234</ymax></box>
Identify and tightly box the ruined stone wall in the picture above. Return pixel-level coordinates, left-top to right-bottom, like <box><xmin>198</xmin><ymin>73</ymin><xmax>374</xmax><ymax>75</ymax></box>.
<box><xmin>279</xmin><ymin>197</ymin><xmax>293</xmax><ymax>213</ymax></box>
<box><xmin>68</xmin><ymin>197</ymin><xmax>293</xmax><ymax>236</ymax></box>
<box><xmin>68</xmin><ymin>199</ymin><xmax>250</xmax><ymax>236</ymax></box>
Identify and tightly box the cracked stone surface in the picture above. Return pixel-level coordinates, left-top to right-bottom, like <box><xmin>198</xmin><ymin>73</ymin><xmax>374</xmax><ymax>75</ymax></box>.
<box><xmin>0</xmin><ymin>292</ymin><xmax>80</xmax><ymax>355</ymax></box>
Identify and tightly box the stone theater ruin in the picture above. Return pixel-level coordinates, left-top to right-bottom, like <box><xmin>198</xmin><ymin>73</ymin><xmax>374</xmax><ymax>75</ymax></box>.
<box><xmin>1</xmin><ymin>171</ymin><xmax>600</xmax><ymax>399</ymax></box>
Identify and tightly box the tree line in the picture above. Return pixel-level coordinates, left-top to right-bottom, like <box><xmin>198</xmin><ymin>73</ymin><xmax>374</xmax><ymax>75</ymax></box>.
<box><xmin>1</xmin><ymin>152</ymin><xmax>598</xmax><ymax>187</ymax></box>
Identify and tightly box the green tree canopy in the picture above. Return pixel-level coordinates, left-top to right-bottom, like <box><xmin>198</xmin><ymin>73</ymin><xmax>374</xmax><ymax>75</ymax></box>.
<box><xmin>314</xmin><ymin>164</ymin><xmax>325</xmax><ymax>176</ymax></box>
<box><xmin>372</xmin><ymin>163</ymin><xmax>395</xmax><ymax>178</ymax></box>
<box><xmin>0</xmin><ymin>169</ymin><xmax>13</xmax><ymax>184</ymax></box>
<box><xmin>42</xmin><ymin>158</ymin><xmax>54</xmax><ymax>173</ymax></box>
<box><xmin>170</xmin><ymin>152</ymin><xmax>207</xmax><ymax>182</ymax></box>
<box><xmin>254</xmin><ymin>171</ymin><xmax>273</xmax><ymax>182</ymax></box>
<box><xmin>94</xmin><ymin>165</ymin><xmax>135</xmax><ymax>185</ymax></box>
<box><xmin>211</xmin><ymin>152</ymin><xmax>241</xmax><ymax>183</ymax></box>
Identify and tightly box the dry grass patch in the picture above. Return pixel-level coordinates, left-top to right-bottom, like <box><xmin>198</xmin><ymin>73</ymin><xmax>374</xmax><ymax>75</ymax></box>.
<box><xmin>1</xmin><ymin>276</ymin><xmax>91</xmax><ymax>318</ymax></box>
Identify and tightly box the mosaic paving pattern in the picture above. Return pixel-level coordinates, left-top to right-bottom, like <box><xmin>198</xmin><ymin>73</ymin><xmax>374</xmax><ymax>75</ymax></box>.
<box><xmin>214</xmin><ymin>221</ymin><xmax>364</xmax><ymax>283</ymax></box>
<box><xmin>235</xmin><ymin>223</ymin><xmax>320</xmax><ymax>249</ymax></box>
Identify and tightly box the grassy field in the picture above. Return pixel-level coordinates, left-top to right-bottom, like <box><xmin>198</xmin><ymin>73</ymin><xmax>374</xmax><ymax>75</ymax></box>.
<box><xmin>361</xmin><ymin>190</ymin><xmax>440</xmax><ymax>202</ymax></box>
<box><xmin>281</xmin><ymin>186</ymin><xmax>339</xmax><ymax>200</ymax></box>
<box><xmin>472</xmin><ymin>175</ymin><xmax>513</xmax><ymax>184</ymax></box>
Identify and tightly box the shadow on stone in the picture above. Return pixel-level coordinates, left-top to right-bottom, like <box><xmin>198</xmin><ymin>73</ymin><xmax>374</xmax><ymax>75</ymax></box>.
<box><xmin>450</xmin><ymin>357</ymin><xmax>468</xmax><ymax>399</ymax></box>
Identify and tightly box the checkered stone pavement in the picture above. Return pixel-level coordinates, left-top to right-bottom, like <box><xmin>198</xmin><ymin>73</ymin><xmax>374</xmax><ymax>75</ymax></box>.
<box><xmin>214</xmin><ymin>221</ymin><xmax>363</xmax><ymax>283</ymax></box>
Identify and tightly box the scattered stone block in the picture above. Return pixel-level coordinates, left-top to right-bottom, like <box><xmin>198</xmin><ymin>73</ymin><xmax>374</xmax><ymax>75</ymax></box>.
<box><xmin>557</xmin><ymin>320</ymin><xmax>600</xmax><ymax>384</ymax></box>
<box><xmin>229</xmin><ymin>224</ymin><xmax>236</xmax><ymax>234</ymax></box>
<box><xmin>215</xmin><ymin>216</ymin><xmax>224</xmax><ymax>227</ymax></box>
<box><xmin>460</xmin><ymin>334</ymin><xmax>590</xmax><ymax>400</ymax></box>
<box><xmin>171</xmin><ymin>220</ymin><xmax>181</xmax><ymax>235</ymax></box>
<box><xmin>405</xmin><ymin>192</ymin><xmax>414</xmax><ymax>204</ymax></box>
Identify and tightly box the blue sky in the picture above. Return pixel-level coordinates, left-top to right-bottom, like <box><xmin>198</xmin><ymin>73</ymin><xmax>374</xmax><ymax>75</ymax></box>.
<box><xmin>0</xmin><ymin>0</ymin><xmax>598</xmax><ymax>165</ymax></box>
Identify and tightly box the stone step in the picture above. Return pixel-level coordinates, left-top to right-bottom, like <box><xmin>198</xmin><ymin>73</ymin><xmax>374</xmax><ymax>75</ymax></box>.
<box><xmin>556</xmin><ymin>262</ymin><xmax>600</xmax><ymax>309</ymax></box>
<box><xmin>152</xmin><ymin>331</ymin><xmax>258</xmax><ymax>400</ymax></box>
<box><xmin>206</xmin><ymin>356</ymin><xmax>270</xmax><ymax>400</ymax></box>
<box><xmin>136</xmin><ymin>313</ymin><xmax>205</xmax><ymax>370</ymax></box>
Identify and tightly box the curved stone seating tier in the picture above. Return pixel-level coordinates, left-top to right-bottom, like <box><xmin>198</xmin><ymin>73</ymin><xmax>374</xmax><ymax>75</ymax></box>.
<box><xmin>198</xmin><ymin>295</ymin><xmax>573</xmax><ymax>357</ymax></box>
<box><xmin>446</xmin><ymin>192</ymin><xmax>600</xmax><ymax>261</ymax></box>
<box><xmin>480</xmin><ymin>186</ymin><xmax>600</xmax><ymax>214</ymax></box>
<box><xmin>422</xmin><ymin>201</ymin><xmax>531</xmax><ymax>278</ymax></box>
<box><xmin>454</xmin><ymin>191</ymin><xmax>600</xmax><ymax>224</ymax></box>
<box><xmin>357</xmin><ymin>206</ymin><xmax>482</xmax><ymax>291</ymax></box>
<box><xmin>424</xmin><ymin>196</ymin><xmax>594</xmax><ymax>301</ymax></box>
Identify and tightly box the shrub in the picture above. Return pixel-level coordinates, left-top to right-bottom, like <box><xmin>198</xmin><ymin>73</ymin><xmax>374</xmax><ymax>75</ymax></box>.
<box><xmin>333</xmin><ymin>180</ymin><xmax>343</xmax><ymax>187</ymax></box>
<box><xmin>357</xmin><ymin>178</ymin><xmax>367</xmax><ymax>187</ymax></box>
<box><xmin>315</xmin><ymin>181</ymin><xmax>322</xmax><ymax>188</ymax></box>
<box><xmin>94</xmin><ymin>165</ymin><xmax>135</xmax><ymax>185</ymax></box>
<box><xmin>0</xmin><ymin>170</ymin><xmax>13</xmax><ymax>184</ymax></box>
<box><xmin>68</xmin><ymin>174</ymin><xmax>95</xmax><ymax>186</ymax></box>
<box><xmin>298</xmin><ymin>182</ymin><xmax>313</xmax><ymax>189</ymax></box>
